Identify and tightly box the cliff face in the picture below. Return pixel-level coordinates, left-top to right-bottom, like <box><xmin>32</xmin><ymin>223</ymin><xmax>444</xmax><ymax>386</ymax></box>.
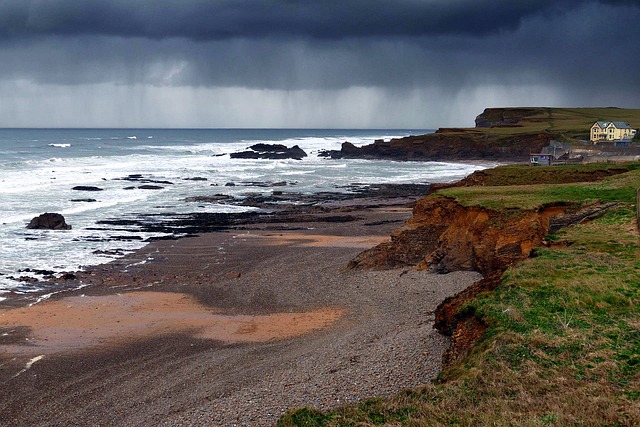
<box><xmin>349</xmin><ymin>196</ymin><xmax>562</xmax><ymax>276</ymax></box>
<box><xmin>474</xmin><ymin>107</ymin><xmax>544</xmax><ymax>128</ymax></box>
<box><xmin>350</xmin><ymin>194</ymin><xmax>620</xmax><ymax>365</ymax></box>
<box><xmin>349</xmin><ymin>196</ymin><xmax>565</xmax><ymax>365</ymax></box>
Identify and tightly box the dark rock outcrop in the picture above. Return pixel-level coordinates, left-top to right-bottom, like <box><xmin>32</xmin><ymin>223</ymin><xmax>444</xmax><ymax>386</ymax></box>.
<box><xmin>115</xmin><ymin>175</ymin><xmax>174</xmax><ymax>185</ymax></box>
<box><xmin>72</xmin><ymin>186</ymin><xmax>103</xmax><ymax>192</ymax></box>
<box><xmin>230</xmin><ymin>144</ymin><xmax>307</xmax><ymax>160</ymax></box>
<box><xmin>474</xmin><ymin>107</ymin><xmax>542</xmax><ymax>128</ymax></box>
<box><xmin>27</xmin><ymin>213</ymin><xmax>72</xmax><ymax>230</ymax></box>
<box><xmin>321</xmin><ymin>130</ymin><xmax>555</xmax><ymax>162</ymax></box>
<box><xmin>184</xmin><ymin>194</ymin><xmax>232</xmax><ymax>203</ymax></box>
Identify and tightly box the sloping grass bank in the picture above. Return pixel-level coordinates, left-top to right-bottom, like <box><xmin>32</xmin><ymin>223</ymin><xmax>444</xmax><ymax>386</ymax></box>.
<box><xmin>278</xmin><ymin>165</ymin><xmax>640</xmax><ymax>426</ymax></box>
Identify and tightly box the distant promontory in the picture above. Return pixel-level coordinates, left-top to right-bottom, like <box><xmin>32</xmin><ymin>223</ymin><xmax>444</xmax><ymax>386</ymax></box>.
<box><xmin>322</xmin><ymin>107</ymin><xmax>640</xmax><ymax>162</ymax></box>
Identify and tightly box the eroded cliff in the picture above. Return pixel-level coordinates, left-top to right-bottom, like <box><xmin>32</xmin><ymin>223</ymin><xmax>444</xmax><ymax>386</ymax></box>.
<box><xmin>350</xmin><ymin>194</ymin><xmax>620</xmax><ymax>365</ymax></box>
<box><xmin>349</xmin><ymin>196</ymin><xmax>562</xmax><ymax>276</ymax></box>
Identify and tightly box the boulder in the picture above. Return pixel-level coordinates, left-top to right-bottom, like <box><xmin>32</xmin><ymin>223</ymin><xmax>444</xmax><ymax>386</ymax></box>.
<box><xmin>27</xmin><ymin>213</ymin><xmax>72</xmax><ymax>230</ymax></box>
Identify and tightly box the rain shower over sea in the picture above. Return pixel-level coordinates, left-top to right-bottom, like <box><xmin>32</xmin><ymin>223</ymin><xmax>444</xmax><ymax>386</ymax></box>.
<box><xmin>0</xmin><ymin>128</ymin><xmax>492</xmax><ymax>302</ymax></box>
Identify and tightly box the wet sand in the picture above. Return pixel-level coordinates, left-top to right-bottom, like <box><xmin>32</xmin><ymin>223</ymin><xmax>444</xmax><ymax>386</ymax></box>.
<box><xmin>0</xmin><ymin>292</ymin><xmax>343</xmax><ymax>355</ymax></box>
<box><xmin>0</xmin><ymin>205</ymin><xmax>481</xmax><ymax>426</ymax></box>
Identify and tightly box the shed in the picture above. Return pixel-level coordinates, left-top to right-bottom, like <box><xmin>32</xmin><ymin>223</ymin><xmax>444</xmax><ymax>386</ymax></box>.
<box><xmin>529</xmin><ymin>154</ymin><xmax>552</xmax><ymax>166</ymax></box>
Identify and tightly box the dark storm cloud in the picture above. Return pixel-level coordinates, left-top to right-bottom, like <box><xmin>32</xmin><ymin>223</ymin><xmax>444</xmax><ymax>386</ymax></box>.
<box><xmin>0</xmin><ymin>0</ymin><xmax>639</xmax><ymax>127</ymax></box>
<box><xmin>0</xmin><ymin>0</ymin><xmax>626</xmax><ymax>40</ymax></box>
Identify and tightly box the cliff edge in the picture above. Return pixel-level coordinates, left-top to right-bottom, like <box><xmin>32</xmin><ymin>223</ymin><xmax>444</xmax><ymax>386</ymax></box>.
<box><xmin>348</xmin><ymin>163</ymin><xmax>635</xmax><ymax>364</ymax></box>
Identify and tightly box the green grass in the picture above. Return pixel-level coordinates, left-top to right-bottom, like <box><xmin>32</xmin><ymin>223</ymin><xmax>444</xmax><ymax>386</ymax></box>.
<box><xmin>280</xmin><ymin>205</ymin><xmax>640</xmax><ymax>427</ymax></box>
<box><xmin>438</xmin><ymin>165</ymin><xmax>640</xmax><ymax>211</ymax></box>
<box><xmin>478</xmin><ymin>107</ymin><xmax>640</xmax><ymax>137</ymax></box>
<box><xmin>461</xmin><ymin>163</ymin><xmax>640</xmax><ymax>187</ymax></box>
<box><xmin>279</xmin><ymin>165</ymin><xmax>640</xmax><ymax>427</ymax></box>
<box><xmin>428</xmin><ymin>108</ymin><xmax>640</xmax><ymax>154</ymax></box>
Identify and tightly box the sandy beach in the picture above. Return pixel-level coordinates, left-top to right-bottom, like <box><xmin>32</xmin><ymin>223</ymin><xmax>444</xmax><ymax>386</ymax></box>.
<box><xmin>0</xmin><ymin>203</ymin><xmax>481</xmax><ymax>426</ymax></box>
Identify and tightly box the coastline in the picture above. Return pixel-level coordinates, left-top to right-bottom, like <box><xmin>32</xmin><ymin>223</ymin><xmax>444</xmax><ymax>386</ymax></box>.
<box><xmin>0</xmin><ymin>190</ymin><xmax>482</xmax><ymax>426</ymax></box>
<box><xmin>2</xmin><ymin>112</ymin><xmax>637</xmax><ymax>426</ymax></box>
<box><xmin>276</xmin><ymin>161</ymin><xmax>640</xmax><ymax>426</ymax></box>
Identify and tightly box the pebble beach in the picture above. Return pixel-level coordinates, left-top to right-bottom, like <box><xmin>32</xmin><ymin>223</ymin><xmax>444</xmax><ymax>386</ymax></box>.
<box><xmin>0</xmin><ymin>200</ymin><xmax>481</xmax><ymax>426</ymax></box>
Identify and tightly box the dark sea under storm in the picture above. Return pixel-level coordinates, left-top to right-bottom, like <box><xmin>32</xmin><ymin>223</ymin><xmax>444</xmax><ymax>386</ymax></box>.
<box><xmin>0</xmin><ymin>128</ymin><xmax>493</xmax><ymax>302</ymax></box>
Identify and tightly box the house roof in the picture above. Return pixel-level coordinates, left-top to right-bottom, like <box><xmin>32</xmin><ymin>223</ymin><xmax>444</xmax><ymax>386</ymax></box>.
<box><xmin>592</xmin><ymin>121</ymin><xmax>635</xmax><ymax>130</ymax></box>
<box><xmin>610</xmin><ymin>121</ymin><xmax>633</xmax><ymax>129</ymax></box>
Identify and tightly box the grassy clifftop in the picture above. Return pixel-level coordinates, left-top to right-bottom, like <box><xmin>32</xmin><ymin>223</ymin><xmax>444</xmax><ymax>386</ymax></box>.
<box><xmin>438</xmin><ymin>163</ymin><xmax>640</xmax><ymax>210</ymax></box>
<box><xmin>474</xmin><ymin>107</ymin><xmax>640</xmax><ymax>141</ymax></box>
<box><xmin>279</xmin><ymin>163</ymin><xmax>640</xmax><ymax>426</ymax></box>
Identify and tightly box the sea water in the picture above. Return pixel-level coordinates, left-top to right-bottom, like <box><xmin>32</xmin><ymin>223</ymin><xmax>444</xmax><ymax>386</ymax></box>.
<box><xmin>0</xmin><ymin>128</ymin><xmax>493</xmax><ymax>301</ymax></box>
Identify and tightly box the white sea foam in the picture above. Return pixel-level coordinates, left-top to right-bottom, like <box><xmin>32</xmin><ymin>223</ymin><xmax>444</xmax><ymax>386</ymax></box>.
<box><xmin>0</xmin><ymin>128</ymin><xmax>492</xmax><ymax>301</ymax></box>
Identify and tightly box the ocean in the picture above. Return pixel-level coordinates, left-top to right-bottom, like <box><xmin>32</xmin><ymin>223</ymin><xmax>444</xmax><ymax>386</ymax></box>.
<box><xmin>0</xmin><ymin>128</ymin><xmax>492</xmax><ymax>302</ymax></box>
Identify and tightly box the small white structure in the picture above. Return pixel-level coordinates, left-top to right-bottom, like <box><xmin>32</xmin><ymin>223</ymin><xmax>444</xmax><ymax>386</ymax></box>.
<box><xmin>529</xmin><ymin>154</ymin><xmax>552</xmax><ymax>166</ymax></box>
<box><xmin>590</xmin><ymin>121</ymin><xmax>637</xmax><ymax>143</ymax></box>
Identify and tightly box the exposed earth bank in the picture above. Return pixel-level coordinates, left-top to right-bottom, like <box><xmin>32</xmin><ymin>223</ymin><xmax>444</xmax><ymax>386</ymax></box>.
<box><xmin>346</xmin><ymin>168</ymin><xmax>628</xmax><ymax>365</ymax></box>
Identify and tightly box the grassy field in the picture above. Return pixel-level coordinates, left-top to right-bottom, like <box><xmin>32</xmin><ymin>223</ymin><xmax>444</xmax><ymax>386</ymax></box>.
<box><xmin>438</xmin><ymin>163</ymin><xmax>640</xmax><ymax>211</ymax></box>
<box><xmin>278</xmin><ymin>164</ymin><xmax>640</xmax><ymax>426</ymax></box>
<box><xmin>456</xmin><ymin>163</ymin><xmax>640</xmax><ymax>187</ymax></box>
<box><xmin>517</xmin><ymin>108</ymin><xmax>639</xmax><ymax>132</ymax></box>
<box><xmin>462</xmin><ymin>107</ymin><xmax>640</xmax><ymax>141</ymax></box>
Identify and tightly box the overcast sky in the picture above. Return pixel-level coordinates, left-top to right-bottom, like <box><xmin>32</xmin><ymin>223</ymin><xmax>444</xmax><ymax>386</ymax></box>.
<box><xmin>0</xmin><ymin>0</ymin><xmax>638</xmax><ymax>128</ymax></box>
